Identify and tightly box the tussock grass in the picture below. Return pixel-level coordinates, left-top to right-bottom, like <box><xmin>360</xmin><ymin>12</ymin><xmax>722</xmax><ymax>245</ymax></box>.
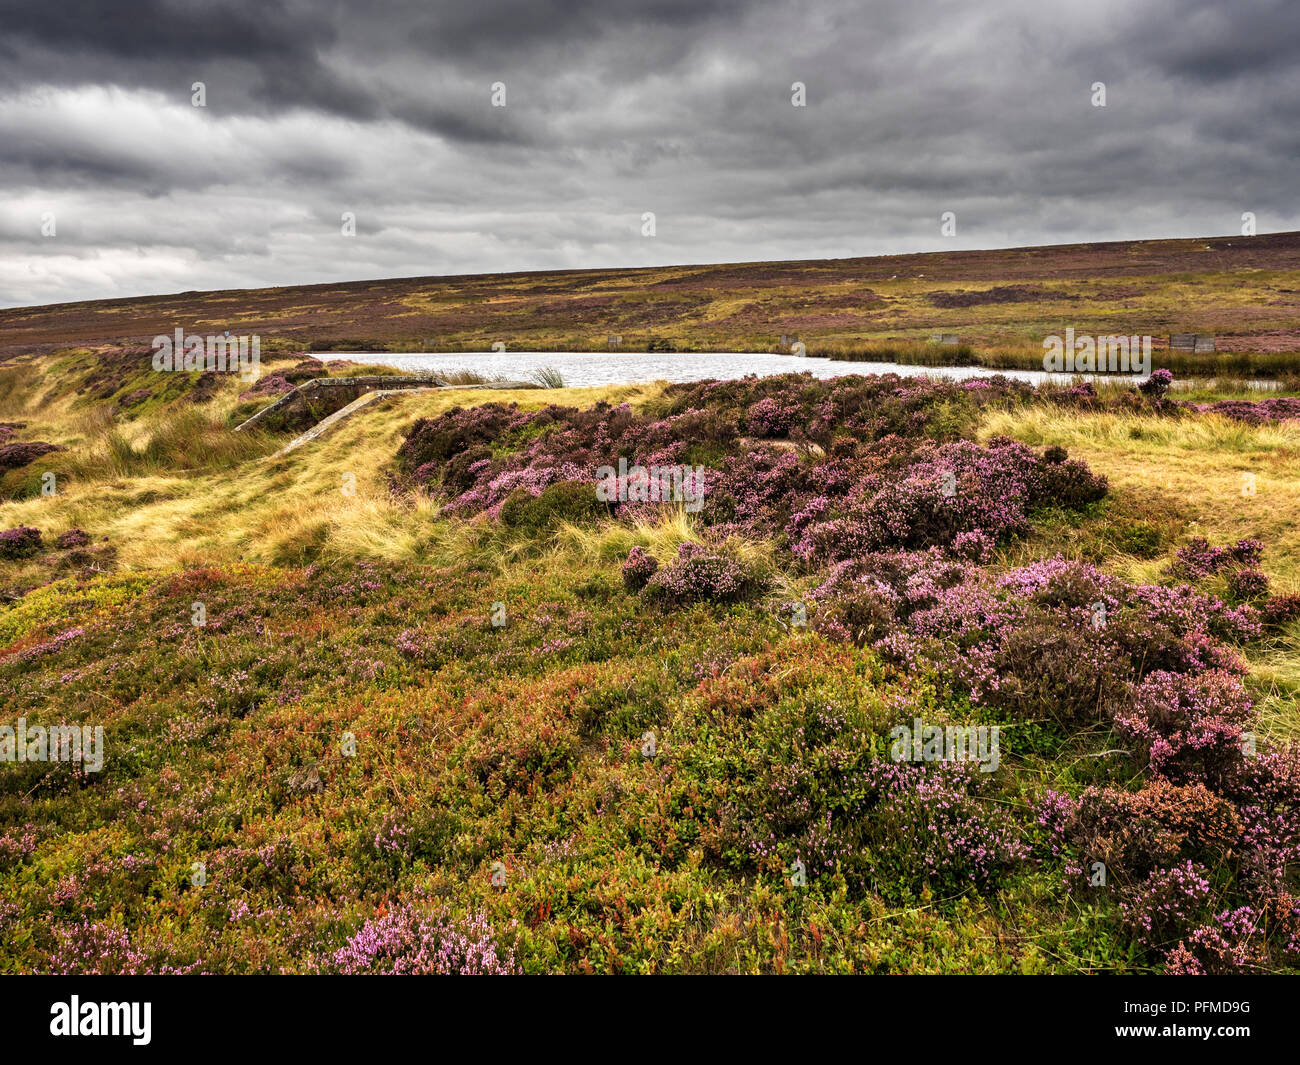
<box><xmin>555</xmin><ymin>507</ymin><xmax>778</xmax><ymax>570</ymax></box>
<box><xmin>527</xmin><ymin>365</ymin><xmax>565</xmax><ymax>389</ymax></box>
<box><xmin>1252</xmin><ymin>643</ymin><xmax>1300</xmax><ymax>746</ymax></box>
<box><xmin>64</xmin><ymin>408</ymin><xmax>279</xmax><ymax>480</ymax></box>
<box><xmin>0</xmin><ymin>378</ymin><xmax>657</xmax><ymax>571</ymax></box>
<box><xmin>432</xmin><ymin>368</ymin><xmax>505</xmax><ymax>386</ymax></box>
<box><xmin>0</xmin><ymin>363</ymin><xmax>41</xmax><ymax>416</ymax></box>
<box><xmin>981</xmin><ymin>405</ymin><xmax>1300</xmax><ymax>454</ymax></box>
<box><xmin>554</xmin><ymin>508</ymin><xmax>699</xmax><ymax>564</ymax></box>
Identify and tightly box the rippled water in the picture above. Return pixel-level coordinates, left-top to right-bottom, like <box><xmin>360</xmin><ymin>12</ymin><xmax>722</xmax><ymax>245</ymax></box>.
<box><xmin>320</xmin><ymin>350</ymin><xmax>1117</xmax><ymax>388</ymax></box>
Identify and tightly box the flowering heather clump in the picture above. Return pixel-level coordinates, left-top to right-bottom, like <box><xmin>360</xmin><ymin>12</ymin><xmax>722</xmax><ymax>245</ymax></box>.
<box><xmin>45</xmin><ymin>919</ymin><xmax>198</xmax><ymax>975</ymax></box>
<box><xmin>46</xmin><ymin>920</ymin><xmax>148</xmax><ymax>974</ymax></box>
<box><xmin>1178</xmin><ymin>908</ymin><xmax>1270</xmax><ymax>973</ymax></box>
<box><xmin>808</xmin><ymin>547</ymin><xmax>979</xmax><ymax>645</ymax></box>
<box><xmin>1230</xmin><ymin>747</ymin><xmax>1300</xmax><ymax>882</ymax></box>
<box><xmin>1046</xmin><ymin>380</ymin><xmax>1098</xmax><ymax>409</ymax></box>
<box><xmin>1115</xmin><ymin>669</ymin><xmax>1252</xmax><ymax>787</ymax></box>
<box><xmin>710</xmin><ymin>446</ymin><xmax>818</xmax><ymax>533</ymax></box>
<box><xmin>0</xmin><ymin>440</ymin><xmax>63</xmax><ymax>473</ymax></box>
<box><xmin>621</xmin><ymin>545</ymin><xmax>659</xmax><ymax>591</ymax></box>
<box><xmin>0</xmin><ymin>824</ymin><xmax>38</xmax><ymax>864</ymax></box>
<box><xmin>713</xmin><ymin>715</ymin><xmax>1028</xmax><ymax>895</ymax></box>
<box><xmin>860</xmin><ymin>761</ymin><xmax>1030</xmax><ymax>892</ymax></box>
<box><xmin>950</xmin><ymin>529</ymin><xmax>995</xmax><ymax>563</ymax></box>
<box><xmin>1031</xmin><ymin>447</ymin><xmax>1111</xmax><ymax>509</ymax></box>
<box><xmin>745</xmin><ymin>395</ymin><xmax>801</xmax><ymax>437</ymax></box>
<box><xmin>811</xmin><ymin>544</ymin><xmax>1279</xmax><ymax>842</ymax></box>
<box><xmin>310</xmin><ymin>903</ymin><xmax>518</xmax><ymax>975</ymax></box>
<box><xmin>394</xmin><ymin>628</ymin><xmax>433</xmax><ymax>662</ymax></box>
<box><xmin>392</xmin><ymin>374</ymin><xmax>1111</xmax><ymax>572</ymax></box>
<box><xmin>19</xmin><ymin>626</ymin><xmax>85</xmax><ymax>662</ymax></box>
<box><xmin>1226</xmin><ymin>568</ymin><xmax>1270</xmax><ymax>602</ymax></box>
<box><xmin>1163</xmin><ymin>943</ymin><xmax>1206</xmax><ymax>975</ymax></box>
<box><xmin>1039</xmin><ymin>780</ymin><xmax>1238</xmax><ymax>880</ymax></box>
<box><xmin>237</xmin><ymin>358</ymin><xmax>328</xmax><ymax>400</ymax></box>
<box><xmin>0</xmin><ymin>525</ymin><xmax>43</xmax><ymax>559</ymax></box>
<box><xmin>399</xmin><ymin>401</ymin><xmax>534</xmax><ymax>476</ymax></box>
<box><xmin>55</xmin><ymin>528</ymin><xmax>92</xmax><ymax>549</ymax></box>
<box><xmin>1260</xmin><ymin>593</ymin><xmax>1300</xmax><ymax>630</ymax></box>
<box><xmin>1051</xmin><ymin>376</ymin><xmax>1187</xmax><ymax>418</ymax></box>
<box><xmin>642</xmin><ymin>543</ymin><xmax>760</xmax><ymax>606</ymax></box>
<box><xmin>1034</xmin><ymin>678</ymin><xmax>1300</xmax><ymax>972</ymax></box>
<box><xmin>1121</xmin><ymin>860</ymin><xmax>1212</xmax><ymax>942</ymax></box>
<box><xmin>1138</xmin><ymin>368</ymin><xmax>1174</xmax><ymax>397</ymax></box>
<box><xmin>1169</xmin><ymin>536</ymin><xmax>1263</xmax><ymax>581</ymax></box>
<box><xmin>1041</xmin><ymin>785</ymin><xmax>1240</xmax><ymax>970</ymax></box>
<box><xmin>1188</xmin><ymin>397</ymin><xmax>1300</xmax><ymax>424</ymax></box>
<box><xmin>793</xmin><ymin>440</ymin><xmax>1105</xmax><ymax>565</ymax></box>
<box><xmin>118</xmin><ymin>387</ymin><xmax>153</xmax><ymax>408</ymax></box>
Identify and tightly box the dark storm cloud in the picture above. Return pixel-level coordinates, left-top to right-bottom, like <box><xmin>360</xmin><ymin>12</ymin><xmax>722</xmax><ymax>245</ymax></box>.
<box><xmin>1130</xmin><ymin>0</ymin><xmax>1300</xmax><ymax>82</ymax></box>
<box><xmin>0</xmin><ymin>2</ymin><xmax>383</xmax><ymax>130</ymax></box>
<box><xmin>0</xmin><ymin>0</ymin><xmax>331</xmax><ymax>58</ymax></box>
<box><xmin>0</xmin><ymin>0</ymin><xmax>1297</xmax><ymax>306</ymax></box>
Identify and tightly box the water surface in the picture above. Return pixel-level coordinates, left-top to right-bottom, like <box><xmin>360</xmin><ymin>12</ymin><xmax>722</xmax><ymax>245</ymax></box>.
<box><xmin>320</xmin><ymin>350</ymin><xmax>1118</xmax><ymax>388</ymax></box>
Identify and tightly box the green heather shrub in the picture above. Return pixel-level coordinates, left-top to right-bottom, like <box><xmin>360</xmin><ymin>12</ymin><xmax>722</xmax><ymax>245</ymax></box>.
<box><xmin>1114</xmin><ymin>520</ymin><xmax>1164</xmax><ymax>558</ymax></box>
<box><xmin>499</xmin><ymin>480</ymin><xmax>606</xmax><ymax>535</ymax></box>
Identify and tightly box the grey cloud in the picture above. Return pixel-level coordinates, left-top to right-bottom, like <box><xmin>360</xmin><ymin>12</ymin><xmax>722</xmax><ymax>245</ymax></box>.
<box><xmin>0</xmin><ymin>0</ymin><xmax>1297</xmax><ymax>307</ymax></box>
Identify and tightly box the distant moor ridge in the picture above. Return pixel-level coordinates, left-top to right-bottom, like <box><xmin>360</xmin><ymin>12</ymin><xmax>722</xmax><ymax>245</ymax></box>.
<box><xmin>3</xmin><ymin>231</ymin><xmax>1300</xmax><ymax>359</ymax></box>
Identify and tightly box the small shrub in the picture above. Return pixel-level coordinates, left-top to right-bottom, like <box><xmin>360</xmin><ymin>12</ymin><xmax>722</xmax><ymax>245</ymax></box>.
<box><xmin>499</xmin><ymin>480</ymin><xmax>606</xmax><ymax>535</ymax></box>
<box><xmin>0</xmin><ymin>441</ymin><xmax>63</xmax><ymax>473</ymax></box>
<box><xmin>643</xmin><ymin>543</ymin><xmax>761</xmax><ymax>606</ymax></box>
<box><xmin>1170</xmin><ymin>537</ymin><xmax>1263</xmax><ymax>581</ymax></box>
<box><xmin>621</xmin><ymin>546</ymin><xmax>659</xmax><ymax>592</ymax></box>
<box><xmin>0</xmin><ymin>525</ymin><xmax>43</xmax><ymax>560</ymax></box>
<box><xmin>309</xmin><ymin>903</ymin><xmax>517</xmax><ymax>975</ymax></box>
<box><xmin>1226</xmin><ymin>568</ymin><xmax>1269</xmax><ymax>602</ymax></box>
<box><xmin>1138</xmin><ymin>368</ymin><xmax>1174</xmax><ymax>397</ymax></box>
<box><xmin>1260</xmin><ymin>594</ymin><xmax>1300</xmax><ymax>630</ymax></box>
<box><xmin>55</xmin><ymin>528</ymin><xmax>92</xmax><ymax>550</ymax></box>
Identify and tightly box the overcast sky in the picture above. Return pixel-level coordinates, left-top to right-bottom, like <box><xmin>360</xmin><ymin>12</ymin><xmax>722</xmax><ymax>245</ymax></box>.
<box><xmin>0</xmin><ymin>0</ymin><xmax>1296</xmax><ymax>308</ymax></box>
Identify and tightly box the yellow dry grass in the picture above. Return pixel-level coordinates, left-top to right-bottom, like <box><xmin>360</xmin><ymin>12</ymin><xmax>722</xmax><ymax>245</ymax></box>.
<box><xmin>0</xmin><ymin>381</ymin><xmax>658</xmax><ymax>572</ymax></box>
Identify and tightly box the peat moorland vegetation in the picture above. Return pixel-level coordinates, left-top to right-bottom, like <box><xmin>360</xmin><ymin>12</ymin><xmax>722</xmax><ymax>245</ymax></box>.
<box><xmin>0</xmin><ymin>343</ymin><xmax>1298</xmax><ymax>974</ymax></box>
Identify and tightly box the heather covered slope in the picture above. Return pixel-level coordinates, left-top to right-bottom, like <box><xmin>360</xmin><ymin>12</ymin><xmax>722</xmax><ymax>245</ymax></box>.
<box><xmin>4</xmin><ymin>232</ymin><xmax>1300</xmax><ymax>374</ymax></box>
<box><xmin>1</xmin><ymin>357</ymin><xmax>1299</xmax><ymax>974</ymax></box>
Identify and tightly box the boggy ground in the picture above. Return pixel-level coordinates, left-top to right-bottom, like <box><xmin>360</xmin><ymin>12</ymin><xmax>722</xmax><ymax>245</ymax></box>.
<box><xmin>0</xmin><ymin>350</ymin><xmax>1298</xmax><ymax>974</ymax></box>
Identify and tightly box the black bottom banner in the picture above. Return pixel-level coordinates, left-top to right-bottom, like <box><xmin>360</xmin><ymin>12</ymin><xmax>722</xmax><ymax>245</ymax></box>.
<box><xmin>3</xmin><ymin>974</ymin><xmax>1283</xmax><ymax>1053</ymax></box>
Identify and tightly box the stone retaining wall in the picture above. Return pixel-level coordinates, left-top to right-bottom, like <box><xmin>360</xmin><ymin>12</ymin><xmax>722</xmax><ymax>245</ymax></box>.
<box><xmin>234</xmin><ymin>375</ymin><xmax>450</xmax><ymax>432</ymax></box>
